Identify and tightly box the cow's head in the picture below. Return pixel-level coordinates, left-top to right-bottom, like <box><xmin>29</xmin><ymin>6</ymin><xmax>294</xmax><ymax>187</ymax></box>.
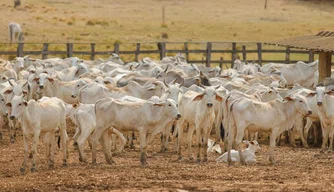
<box><xmin>6</xmin><ymin>95</ymin><xmax>27</xmax><ymax>120</ymax></box>
<box><xmin>284</xmin><ymin>95</ymin><xmax>312</xmax><ymax>116</ymax></box>
<box><xmin>155</xmin><ymin>98</ymin><xmax>181</xmax><ymax>120</ymax></box>
<box><xmin>315</xmin><ymin>86</ymin><xmax>334</xmax><ymax>106</ymax></box>
<box><xmin>163</xmin><ymin>78</ymin><xmax>183</xmax><ymax>107</ymax></box>
<box><xmin>193</xmin><ymin>86</ymin><xmax>223</xmax><ymax>108</ymax></box>
<box><xmin>71</xmin><ymin>80</ymin><xmax>89</xmax><ymax>98</ymax></box>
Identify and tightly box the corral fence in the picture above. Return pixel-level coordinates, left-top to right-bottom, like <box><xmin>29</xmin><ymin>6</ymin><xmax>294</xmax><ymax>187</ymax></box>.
<box><xmin>0</xmin><ymin>42</ymin><xmax>333</xmax><ymax>68</ymax></box>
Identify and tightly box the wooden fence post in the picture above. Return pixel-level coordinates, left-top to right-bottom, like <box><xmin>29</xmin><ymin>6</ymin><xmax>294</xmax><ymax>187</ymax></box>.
<box><xmin>42</xmin><ymin>43</ymin><xmax>49</xmax><ymax>59</ymax></box>
<box><xmin>309</xmin><ymin>50</ymin><xmax>314</xmax><ymax>62</ymax></box>
<box><xmin>184</xmin><ymin>42</ymin><xmax>189</xmax><ymax>62</ymax></box>
<box><xmin>17</xmin><ymin>43</ymin><xmax>24</xmax><ymax>57</ymax></box>
<box><xmin>206</xmin><ymin>42</ymin><xmax>212</xmax><ymax>67</ymax></box>
<box><xmin>219</xmin><ymin>57</ymin><xmax>224</xmax><ymax>69</ymax></box>
<box><xmin>231</xmin><ymin>42</ymin><xmax>237</xmax><ymax>68</ymax></box>
<box><xmin>114</xmin><ymin>43</ymin><xmax>120</xmax><ymax>55</ymax></box>
<box><xmin>157</xmin><ymin>42</ymin><xmax>166</xmax><ymax>60</ymax></box>
<box><xmin>135</xmin><ymin>43</ymin><xmax>141</xmax><ymax>62</ymax></box>
<box><xmin>67</xmin><ymin>43</ymin><xmax>73</xmax><ymax>58</ymax></box>
<box><xmin>285</xmin><ymin>47</ymin><xmax>290</xmax><ymax>64</ymax></box>
<box><xmin>257</xmin><ymin>43</ymin><xmax>262</xmax><ymax>66</ymax></box>
<box><xmin>90</xmin><ymin>43</ymin><xmax>96</xmax><ymax>61</ymax></box>
<box><xmin>242</xmin><ymin>45</ymin><xmax>247</xmax><ymax>62</ymax></box>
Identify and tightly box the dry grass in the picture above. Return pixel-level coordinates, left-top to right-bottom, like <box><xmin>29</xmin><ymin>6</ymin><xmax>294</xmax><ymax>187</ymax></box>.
<box><xmin>0</xmin><ymin>0</ymin><xmax>333</xmax><ymax>62</ymax></box>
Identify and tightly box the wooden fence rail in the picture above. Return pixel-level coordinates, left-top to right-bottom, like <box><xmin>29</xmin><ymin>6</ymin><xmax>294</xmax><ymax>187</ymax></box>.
<box><xmin>0</xmin><ymin>42</ymin><xmax>333</xmax><ymax>67</ymax></box>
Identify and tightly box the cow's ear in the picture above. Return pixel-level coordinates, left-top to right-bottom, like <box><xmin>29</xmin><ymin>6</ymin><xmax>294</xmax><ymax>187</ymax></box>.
<box><xmin>306</xmin><ymin>92</ymin><xmax>316</xmax><ymax>97</ymax></box>
<box><xmin>193</xmin><ymin>93</ymin><xmax>204</xmax><ymax>101</ymax></box>
<box><xmin>72</xmin><ymin>103</ymin><xmax>78</xmax><ymax>108</ymax></box>
<box><xmin>153</xmin><ymin>103</ymin><xmax>165</xmax><ymax>107</ymax></box>
<box><xmin>5</xmin><ymin>103</ymin><xmax>11</xmax><ymax>107</ymax></box>
<box><xmin>22</xmin><ymin>90</ymin><xmax>28</xmax><ymax>95</ymax></box>
<box><xmin>243</xmin><ymin>140</ymin><xmax>250</xmax><ymax>145</ymax></box>
<box><xmin>32</xmin><ymin>77</ymin><xmax>39</xmax><ymax>82</ymax></box>
<box><xmin>215</xmin><ymin>94</ymin><xmax>223</xmax><ymax>102</ymax></box>
<box><xmin>284</xmin><ymin>96</ymin><xmax>294</xmax><ymax>101</ymax></box>
<box><xmin>104</xmin><ymin>81</ymin><xmax>111</xmax><ymax>84</ymax></box>
<box><xmin>250</xmin><ymin>141</ymin><xmax>255</xmax><ymax>145</ymax></box>
<box><xmin>4</xmin><ymin>89</ymin><xmax>12</xmax><ymax>94</ymax></box>
<box><xmin>47</xmin><ymin>78</ymin><xmax>54</xmax><ymax>83</ymax></box>
<box><xmin>23</xmin><ymin>101</ymin><xmax>28</xmax><ymax>106</ymax></box>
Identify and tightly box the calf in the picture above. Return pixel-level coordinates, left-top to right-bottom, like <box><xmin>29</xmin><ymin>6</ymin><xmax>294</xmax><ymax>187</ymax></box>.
<box><xmin>6</xmin><ymin>96</ymin><xmax>68</xmax><ymax>173</ymax></box>
<box><xmin>216</xmin><ymin>140</ymin><xmax>260</xmax><ymax>163</ymax></box>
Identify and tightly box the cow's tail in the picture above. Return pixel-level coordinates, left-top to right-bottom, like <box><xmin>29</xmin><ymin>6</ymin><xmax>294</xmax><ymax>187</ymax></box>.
<box><xmin>227</xmin><ymin>99</ymin><xmax>239</xmax><ymax>146</ymax></box>
<box><xmin>57</xmin><ymin>134</ymin><xmax>61</xmax><ymax>149</ymax></box>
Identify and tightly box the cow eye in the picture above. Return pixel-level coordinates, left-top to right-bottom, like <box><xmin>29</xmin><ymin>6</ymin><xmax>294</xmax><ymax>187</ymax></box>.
<box><xmin>299</xmin><ymin>100</ymin><xmax>303</xmax><ymax>103</ymax></box>
<box><xmin>77</xmin><ymin>85</ymin><xmax>80</xmax><ymax>87</ymax></box>
<box><xmin>168</xmin><ymin>104</ymin><xmax>171</xmax><ymax>106</ymax></box>
<box><xmin>19</xmin><ymin>103</ymin><xmax>21</xmax><ymax>106</ymax></box>
<box><xmin>37</xmin><ymin>81</ymin><xmax>40</xmax><ymax>84</ymax></box>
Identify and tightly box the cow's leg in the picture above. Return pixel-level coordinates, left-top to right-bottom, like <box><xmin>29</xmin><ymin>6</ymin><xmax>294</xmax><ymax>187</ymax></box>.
<box><xmin>227</xmin><ymin>116</ymin><xmax>235</xmax><ymax>165</ymax></box>
<box><xmin>215</xmin><ymin>115</ymin><xmax>222</xmax><ymax>143</ymax></box>
<box><xmin>161</xmin><ymin>121</ymin><xmax>172</xmax><ymax>152</ymax></box>
<box><xmin>187</xmin><ymin>124</ymin><xmax>195</xmax><ymax>160</ymax></box>
<box><xmin>73</xmin><ymin>127</ymin><xmax>80</xmax><ymax>149</ymax></box>
<box><xmin>203</xmin><ymin>129</ymin><xmax>209</xmax><ymax>162</ymax></box>
<box><xmin>320</xmin><ymin>122</ymin><xmax>329</xmax><ymax>152</ymax></box>
<box><xmin>59</xmin><ymin>121</ymin><xmax>68</xmax><ymax>166</ymax></box>
<box><xmin>9</xmin><ymin>118</ymin><xmax>15</xmax><ymax>143</ymax></box>
<box><xmin>195</xmin><ymin>126</ymin><xmax>201</xmax><ymax>163</ymax></box>
<box><xmin>269</xmin><ymin>129</ymin><xmax>279</xmax><ymax>164</ymax></box>
<box><xmin>49</xmin><ymin>131</ymin><xmax>56</xmax><ymax>168</ymax></box>
<box><xmin>31</xmin><ymin>129</ymin><xmax>41</xmax><ymax>172</ymax></box>
<box><xmin>139</xmin><ymin>129</ymin><xmax>148</xmax><ymax>166</ymax></box>
<box><xmin>177</xmin><ymin>120</ymin><xmax>185</xmax><ymax>160</ymax></box>
<box><xmin>235</xmin><ymin>129</ymin><xmax>246</xmax><ymax>165</ymax></box>
<box><xmin>295</xmin><ymin>118</ymin><xmax>309</xmax><ymax>148</ymax></box>
<box><xmin>112</xmin><ymin>129</ymin><xmax>126</xmax><ymax>153</ymax></box>
<box><xmin>304</xmin><ymin>118</ymin><xmax>313</xmax><ymax>141</ymax></box>
<box><xmin>111</xmin><ymin>134</ymin><xmax>117</xmax><ymax>151</ymax></box>
<box><xmin>77</xmin><ymin>131</ymin><xmax>91</xmax><ymax>163</ymax></box>
<box><xmin>91</xmin><ymin>125</ymin><xmax>109</xmax><ymax>164</ymax></box>
<box><xmin>101</xmin><ymin>130</ymin><xmax>114</xmax><ymax>164</ymax></box>
<box><xmin>20</xmin><ymin>134</ymin><xmax>29</xmax><ymax>173</ymax></box>
<box><xmin>289</xmin><ymin>129</ymin><xmax>296</xmax><ymax>148</ymax></box>
<box><xmin>328</xmin><ymin>125</ymin><xmax>334</xmax><ymax>152</ymax></box>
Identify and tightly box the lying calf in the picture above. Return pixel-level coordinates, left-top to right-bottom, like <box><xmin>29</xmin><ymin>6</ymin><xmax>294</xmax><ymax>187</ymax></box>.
<box><xmin>216</xmin><ymin>140</ymin><xmax>260</xmax><ymax>163</ymax></box>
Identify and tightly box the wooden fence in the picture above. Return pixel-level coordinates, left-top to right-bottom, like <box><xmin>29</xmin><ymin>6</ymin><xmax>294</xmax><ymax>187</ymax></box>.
<box><xmin>0</xmin><ymin>42</ymin><xmax>331</xmax><ymax>68</ymax></box>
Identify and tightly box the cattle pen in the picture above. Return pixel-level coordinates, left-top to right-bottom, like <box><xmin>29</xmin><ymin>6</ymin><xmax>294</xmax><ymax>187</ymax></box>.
<box><xmin>1</xmin><ymin>41</ymin><xmax>334</xmax><ymax>67</ymax></box>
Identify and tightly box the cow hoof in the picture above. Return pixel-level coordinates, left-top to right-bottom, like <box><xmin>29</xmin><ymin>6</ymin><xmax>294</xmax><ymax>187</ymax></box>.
<box><xmin>189</xmin><ymin>156</ymin><xmax>194</xmax><ymax>161</ymax></box>
<box><xmin>320</xmin><ymin>149</ymin><xmax>326</xmax><ymax>153</ymax></box>
<box><xmin>20</xmin><ymin>168</ymin><xmax>25</xmax><ymax>173</ymax></box>
<box><xmin>62</xmin><ymin>160</ymin><xmax>67</xmax><ymax>167</ymax></box>
<box><xmin>141</xmin><ymin>161</ymin><xmax>148</xmax><ymax>166</ymax></box>
<box><xmin>203</xmin><ymin>157</ymin><xmax>208</xmax><ymax>162</ymax></box>
<box><xmin>228</xmin><ymin>161</ymin><xmax>233</xmax><ymax>166</ymax></box>
<box><xmin>10</xmin><ymin>139</ymin><xmax>15</xmax><ymax>144</ymax></box>
<box><xmin>177</xmin><ymin>156</ymin><xmax>183</xmax><ymax>161</ymax></box>
<box><xmin>30</xmin><ymin>167</ymin><xmax>37</xmax><ymax>173</ymax></box>
<box><xmin>196</xmin><ymin>159</ymin><xmax>201</xmax><ymax>164</ymax></box>
<box><xmin>28</xmin><ymin>153</ymin><xmax>33</xmax><ymax>159</ymax></box>
<box><xmin>49</xmin><ymin>163</ymin><xmax>54</xmax><ymax>168</ymax></box>
<box><xmin>79</xmin><ymin>157</ymin><xmax>86</xmax><ymax>163</ymax></box>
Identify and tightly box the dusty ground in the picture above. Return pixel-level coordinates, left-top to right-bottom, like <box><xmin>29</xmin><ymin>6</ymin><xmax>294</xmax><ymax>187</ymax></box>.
<box><xmin>0</xmin><ymin>126</ymin><xmax>334</xmax><ymax>192</ymax></box>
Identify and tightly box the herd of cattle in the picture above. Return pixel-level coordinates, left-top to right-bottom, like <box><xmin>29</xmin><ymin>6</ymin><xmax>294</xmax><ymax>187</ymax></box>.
<box><xmin>0</xmin><ymin>52</ymin><xmax>332</xmax><ymax>173</ymax></box>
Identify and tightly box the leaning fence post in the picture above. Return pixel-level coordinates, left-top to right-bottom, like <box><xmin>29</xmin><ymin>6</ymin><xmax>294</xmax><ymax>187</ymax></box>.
<box><xmin>206</xmin><ymin>42</ymin><xmax>212</xmax><ymax>67</ymax></box>
<box><xmin>157</xmin><ymin>42</ymin><xmax>166</xmax><ymax>60</ymax></box>
<box><xmin>257</xmin><ymin>43</ymin><xmax>262</xmax><ymax>66</ymax></box>
<box><xmin>42</xmin><ymin>43</ymin><xmax>49</xmax><ymax>59</ymax></box>
<box><xmin>17</xmin><ymin>43</ymin><xmax>24</xmax><ymax>57</ymax></box>
<box><xmin>219</xmin><ymin>57</ymin><xmax>224</xmax><ymax>69</ymax></box>
<box><xmin>67</xmin><ymin>43</ymin><xmax>73</xmax><ymax>58</ymax></box>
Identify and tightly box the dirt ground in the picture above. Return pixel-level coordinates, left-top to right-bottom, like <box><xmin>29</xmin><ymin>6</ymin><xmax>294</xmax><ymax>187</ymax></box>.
<box><xmin>0</xmin><ymin>125</ymin><xmax>334</xmax><ymax>192</ymax></box>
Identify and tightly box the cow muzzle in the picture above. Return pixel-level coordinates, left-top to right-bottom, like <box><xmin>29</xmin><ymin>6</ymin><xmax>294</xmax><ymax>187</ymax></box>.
<box><xmin>39</xmin><ymin>85</ymin><xmax>44</xmax><ymax>89</ymax></box>
<box><xmin>317</xmin><ymin>102</ymin><xmax>322</xmax><ymax>106</ymax></box>
<box><xmin>207</xmin><ymin>103</ymin><xmax>213</xmax><ymax>107</ymax></box>
<box><xmin>176</xmin><ymin>114</ymin><xmax>181</xmax><ymax>120</ymax></box>
<box><xmin>10</xmin><ymin>115</ymin><xmax>15</xmax><ymax>120</ymax></box>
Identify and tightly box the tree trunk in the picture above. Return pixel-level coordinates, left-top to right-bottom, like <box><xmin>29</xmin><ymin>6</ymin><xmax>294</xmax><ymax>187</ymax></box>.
<box><xmin>14</xmin><ymin>0</ymin><xmax>21</xmax><ymax>8</ymax></box>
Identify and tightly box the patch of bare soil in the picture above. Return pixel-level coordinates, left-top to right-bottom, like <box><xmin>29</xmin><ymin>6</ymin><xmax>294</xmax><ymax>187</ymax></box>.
<box><xmin>0</xmin><ymin>127</ymin><xmax>333</xmax><ymax>192</ymax></box>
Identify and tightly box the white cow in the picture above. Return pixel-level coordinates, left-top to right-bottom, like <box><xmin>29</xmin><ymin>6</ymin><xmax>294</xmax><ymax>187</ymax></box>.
<box><xmin>227</xmin><ymin>95</ymin><xmax>312</xmax><ymax>165</ymax></box>
<box><xmin>314</xmin><ymin>86</ymin><xmax>334</xmax><ymax>152</ymax></box>
<box><xmin>8</xmin><ymin>22</ymin><xmax>23</xmax><ymax>43</ymax></box>
<box><xmin>6</xmin><ymin>96</ymin><xmax>68</xmax><ymax>173</ymax></box>
<box><xmin>91</xmin><ymin>98</ymin><xmax>180</xmax><ymax>165</ymax></box>
<box><xmin>216</xmin><ymin>140</ymin><xmax>260</xmax><ymax>163</ymax></box>
<box><xmin>176</xmin><ymin>86</ymin><xmax>223</xmax><ymax>162</ymax></box>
